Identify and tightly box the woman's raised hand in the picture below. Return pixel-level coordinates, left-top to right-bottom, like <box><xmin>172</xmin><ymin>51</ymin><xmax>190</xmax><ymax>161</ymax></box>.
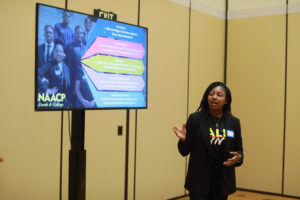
<box><xmin>172</xmin><ymin>123</ymin><xmax>187</xmax><ymax>142</ymax></box>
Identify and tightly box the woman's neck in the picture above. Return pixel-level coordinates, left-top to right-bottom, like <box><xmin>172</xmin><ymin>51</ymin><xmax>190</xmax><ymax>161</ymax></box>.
<box><xmin>209</xmin><ymin>109</ymin><xmax>223</xmax><ymax>118</ymax></box>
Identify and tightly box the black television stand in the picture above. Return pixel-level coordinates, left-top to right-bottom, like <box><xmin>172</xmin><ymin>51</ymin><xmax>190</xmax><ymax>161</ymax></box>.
<box><xmin>69</xmin><ymin>110</ymin><xmax>86</xmax><ymax>200</ymax></box>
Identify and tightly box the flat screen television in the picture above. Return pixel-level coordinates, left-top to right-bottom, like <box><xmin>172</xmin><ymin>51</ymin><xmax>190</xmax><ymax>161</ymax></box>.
<box><xmin>35</xmin><ymin>3</ymin><xmax>148</xmax><ymax>110</ymax></box>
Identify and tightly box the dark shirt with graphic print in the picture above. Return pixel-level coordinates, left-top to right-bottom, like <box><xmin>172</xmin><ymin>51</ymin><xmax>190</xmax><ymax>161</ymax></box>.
<box><xmin>209</xmin><ymin>115</ymin><xmax>227</xmax><ymax>164</ymax></box>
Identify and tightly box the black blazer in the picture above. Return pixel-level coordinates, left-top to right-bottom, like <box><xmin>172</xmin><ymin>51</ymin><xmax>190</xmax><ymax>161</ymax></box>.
<box><xmin>178</xmin><ymin>110</ymin><xmax>243</xmax><ymax>196</ymax></box>
<box><xmin>38</xmin><ymin>43</ymin><xmax>54</xmax><ymax>68</ymax></box>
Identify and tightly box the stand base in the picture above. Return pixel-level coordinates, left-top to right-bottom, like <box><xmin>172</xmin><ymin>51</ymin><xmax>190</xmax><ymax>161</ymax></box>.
<box><xmin>69</xmin><ymin>150</ymin><xmax>86</xmax><ymax>200</ymax></box>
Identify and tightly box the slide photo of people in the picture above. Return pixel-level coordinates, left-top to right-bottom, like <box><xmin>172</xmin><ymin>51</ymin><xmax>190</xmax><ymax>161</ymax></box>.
<box><xmin>36</xmin><ymin>4</ymin><xmax>148</xmax><ymax>110</ymax></box>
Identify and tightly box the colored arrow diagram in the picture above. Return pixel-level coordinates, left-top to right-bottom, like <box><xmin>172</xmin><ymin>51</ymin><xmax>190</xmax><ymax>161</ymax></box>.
<box><xmin>81</xmin><ymin>54</ymin><xmax>145</xmax><ymax>75</ymax></box>
<box><xmin>82</xmin><ymin>65</ymin><xmax>145</xmax><ymax>92</ymax></box>
<box><xmin>81</xmin><ymin>68</ymin><xmax>146</xmax><ymax>108</ymax></box>
<box><xmin>82</xmin><ymin>36</ymin><xmax>145</xmax><ymax>60</ymax></box>
<box><xmin>95</xmin><ymin>91</ymin><xmax>146</xmax><ymax>108</ymax></box>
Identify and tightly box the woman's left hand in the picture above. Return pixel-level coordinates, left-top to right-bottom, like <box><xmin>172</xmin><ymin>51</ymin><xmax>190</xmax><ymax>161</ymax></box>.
<box><xmin>223</xmin><ymin>152</ymin><xmax>242</xmax><ymax>166</ymax></box>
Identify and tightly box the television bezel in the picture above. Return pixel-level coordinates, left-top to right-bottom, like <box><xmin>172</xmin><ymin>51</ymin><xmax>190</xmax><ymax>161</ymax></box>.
<box><xmin>35</xmin><ymin>3</ymin><xmax>148</xmax><ymax>111</ymax></box>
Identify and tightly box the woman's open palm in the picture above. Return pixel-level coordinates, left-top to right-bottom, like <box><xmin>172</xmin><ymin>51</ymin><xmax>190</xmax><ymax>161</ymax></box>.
<box><xmin>172</xmin><ymin>123</ymin><xmax>187</xmax><ymax>142</ymax></box>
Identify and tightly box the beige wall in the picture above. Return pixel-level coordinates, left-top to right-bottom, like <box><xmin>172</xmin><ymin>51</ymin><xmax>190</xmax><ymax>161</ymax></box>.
<box><xmin>227</xmin><ymin>0</ymin><xmax>300</xmax><ymax>197</ymax></box>
<box><xmin>189</xmin><ymin>10</ymin><xmax>225</xmax><ymax>114</ymax></box>
<box><xmin>227</xmin><ymin>14</ymin><xmax>286</xmax><ymax>193</ymax></box>
<box><xmin>0</xmin><ymin>0</ymin><xmax>225</xmax><ymax>200</ymax></box>
<box><xmin>284</xmin><ymin>11</ymin><xmax>300</xmax><ymax>197</ymax></box>
<box><xmin>135</xmin><ymin>0</ymin><xmax>189</xmax><ymax>199</ymax></box>
<box><xmin>4</xmin><ymin>0</ymin><xmax>300</xmax><ymax>199</ymax></box>
<box><xmin>0</xmin><ymin>1</ymin><xmax>66</xmax><ymax>200</ymax></box>
<box><xmin>134</xmin><ymin>1</ymin><xmax>225</xmax><ymax>199</ymax></box>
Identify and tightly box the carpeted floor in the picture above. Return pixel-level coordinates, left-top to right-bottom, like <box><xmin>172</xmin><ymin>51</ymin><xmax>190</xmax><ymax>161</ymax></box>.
<box><xmin>177</xmin><ymin>190</ymin><xmax>299</xmax><ymax>200</ymax></box>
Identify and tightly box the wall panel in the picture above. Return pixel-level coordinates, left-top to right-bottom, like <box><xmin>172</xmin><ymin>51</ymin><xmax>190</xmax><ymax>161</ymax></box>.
<box><xmin>189</xmin><ymin>9</ymin><xmax>225</xmax><ymax>114</ymax></box>
<box><xmin>136</xmin><ymin>0</ymin><xmax>189</xmax><ymax>199</ymax></box>
<box><xmin>227</xmin><ymin>14</ymin><xmax>286</xmax><ymax>193</ymax></box>
<box><xmin>284</xmin><ymin>11</ymin><xmax>300</xmax><ymax>197</ymax></box>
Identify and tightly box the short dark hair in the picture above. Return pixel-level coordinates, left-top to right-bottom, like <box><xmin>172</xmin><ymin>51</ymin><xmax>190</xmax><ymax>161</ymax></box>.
<box><xmin>44</xmin><ymin>25</ymin><xmax>53</xmax><ymax>32</ymax></box>
<box><xmin>75</xmin><ymin>25</ymin><xmax>83</xmax><ymax>32</ymax></box>
<box><xmin>196</xmin><ymin>81</ymin><xmax>232</xmax><ymax>113</ymax></box>
<box><xmin>62</xmin><ymin>11</ymin><xmax>70</xmax><ymax>17</ymax></box>
<box><xmin>54</xmin><ymin>39</ymin><xmax>65</xmax><ymax>52</ymax></box>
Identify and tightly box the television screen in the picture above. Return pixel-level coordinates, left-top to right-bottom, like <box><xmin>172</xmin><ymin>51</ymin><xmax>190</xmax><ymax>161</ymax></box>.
<box><xmin>35</xmin><ymin>3</ymin><xmax>148</xmax><ymax>110</ymax></box>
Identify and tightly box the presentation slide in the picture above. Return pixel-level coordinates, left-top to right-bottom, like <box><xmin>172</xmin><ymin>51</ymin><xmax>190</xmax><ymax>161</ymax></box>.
<box><xmin>36</xmin><ymin>4</ymin><xmax>147</xmax><ymax>110</ymax></box>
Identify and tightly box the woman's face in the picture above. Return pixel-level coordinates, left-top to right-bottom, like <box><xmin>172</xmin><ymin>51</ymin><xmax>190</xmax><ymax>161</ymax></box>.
<box><xmin>207</xmin><ymin>86</ymin><xmax>227</xmax><ymax>111</ymax></box>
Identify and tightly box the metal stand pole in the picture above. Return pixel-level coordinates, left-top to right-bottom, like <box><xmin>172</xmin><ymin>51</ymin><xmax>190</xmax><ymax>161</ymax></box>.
<box><xmin>124</xmin><ymin>109</ymin><xmax>130</xmax><ymax>200</ymax></box>
<box><xmin>69</xmin><ymin>110</ymin><xmax>86</xmax><ymax>200</ymax></box>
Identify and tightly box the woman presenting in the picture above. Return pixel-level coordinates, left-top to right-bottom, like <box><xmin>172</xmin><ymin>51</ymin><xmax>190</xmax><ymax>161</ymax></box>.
<box><xmin>172</xmin><ymin>82</ymin><xmax>244</xmax><ymax>200</ymax></box>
